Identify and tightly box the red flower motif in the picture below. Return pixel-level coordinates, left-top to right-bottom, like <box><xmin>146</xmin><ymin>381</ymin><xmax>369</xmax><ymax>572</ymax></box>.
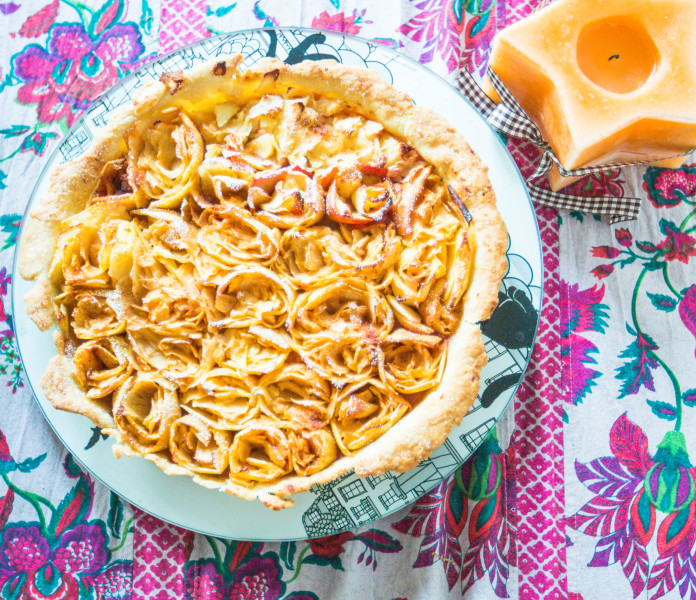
<box><xmin>311</xmin><ymin>10</ymin><xmax>364</xmax><ymax>35</ymax></box>
<box><xmin>656</xmin><ymin>220</ymin><xmax>696</xmax><ymax>263</ymax></box>
<box><xmin>590</xmin><ymin>246</ymin><xmax>620</xmax><ymax>259</ymax></box>
<box><xmin>590</xmin><ymin>264</ymin><xmax>614</xmax><ymax>280</ymax></box>
<box><xmin>308</xmin><ymin>531</ymin><xmax>355</xmax><ymax>559</ymax></box>
<box><xmin>643</xmin><ymin>164</ymin><xmax>696</xmax><ymax>208</ymax></box>
<box><xmin>227</xmin><ymin>555</ymin><xmax>283</xmax><ymax>600</ymax></box>
<box><xmin>615</xmin><ymin>228</ymin><xmax>633</xmax><ymax>247</ymax></box>
<box><xmin>566</xmin><ymin>169</ymin><xmax>625</xmax><ymax>198</ymax></box>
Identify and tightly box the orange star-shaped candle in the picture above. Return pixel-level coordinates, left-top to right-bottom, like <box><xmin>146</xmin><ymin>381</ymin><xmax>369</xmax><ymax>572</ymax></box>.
<box><xmin>485</xmin><ymin>0</ymin><xmax>696</xmax><ymax>190</ymax></box>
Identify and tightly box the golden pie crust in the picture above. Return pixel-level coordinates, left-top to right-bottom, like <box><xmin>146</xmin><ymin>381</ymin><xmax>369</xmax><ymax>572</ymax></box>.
<box><xmin>18</xmin><ymin>55</ymin><xmax>507</xmax><ymax>509</ymax></box>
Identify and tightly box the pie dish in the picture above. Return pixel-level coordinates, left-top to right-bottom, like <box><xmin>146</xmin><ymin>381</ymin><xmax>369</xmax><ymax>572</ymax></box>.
<box><xmin>18</xmin><ymin>54</ymin><xmax>507</xmax><ymax>509</ymax></box>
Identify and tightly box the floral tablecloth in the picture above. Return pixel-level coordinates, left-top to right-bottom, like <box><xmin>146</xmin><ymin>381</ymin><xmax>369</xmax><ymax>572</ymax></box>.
<box><xmin>1</xmin><ymin>1</ymin><xmax>695</xmax><ymax>599</ymax></box>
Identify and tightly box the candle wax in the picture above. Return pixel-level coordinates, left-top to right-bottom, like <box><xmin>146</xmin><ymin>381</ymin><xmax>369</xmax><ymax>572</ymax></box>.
<box><xmin>484</xmin><ymin>0</ymin><xmax>696</xmax><ymax>191</ymax></box>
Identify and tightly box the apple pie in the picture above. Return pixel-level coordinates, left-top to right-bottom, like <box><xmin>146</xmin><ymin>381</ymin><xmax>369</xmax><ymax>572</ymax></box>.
<box><xmin>19</xmin><ymin>55</ymin><xmax>507</xmax><ymax>508</ymax></box>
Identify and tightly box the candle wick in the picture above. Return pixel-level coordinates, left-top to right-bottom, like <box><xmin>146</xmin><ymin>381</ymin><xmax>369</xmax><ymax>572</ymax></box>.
<box><xmin>609</xmin><ymin>54</ymin><xmax>620</xmax><ymax>61</ymax></box>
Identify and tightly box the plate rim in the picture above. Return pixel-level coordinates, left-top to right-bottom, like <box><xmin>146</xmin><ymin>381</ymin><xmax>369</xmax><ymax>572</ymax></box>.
<box><xmin>11</xmin><ymin>27</ymin><xmax>543</xmax><ymax>541</ymax></box>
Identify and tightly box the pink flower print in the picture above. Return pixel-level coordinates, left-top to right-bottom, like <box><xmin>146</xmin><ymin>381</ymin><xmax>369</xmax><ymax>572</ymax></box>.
<box><xmin>227</xmin><ymin>555</ymin><xmax>283</xmax><ymax>600</ymax></box>
<box><xmin>615</xmin><ymin>228</ymin><xmax>633</xmax><ymax>247</ymax></box>
<box><xmin>311</xmin><ymin>9</ymin><xmax>365</xmax><ymax>35</ymax></box>
<box><xmin>568</xmin><ymin>415</ymin><xmax>656</xmax><ymax>596</ymax></box>
<box><xmin>560</xmin><ymin>282</ymin><xmax>607</xmax><ymax>337</ymax></box>
<box><xmin>656</xmin><ymin>220</ymin><xmax>696</xmax><ymax>264</ymax></box>
<box><xmin>0</xmin><ymin>522</ymin><xmax>110</xmax><ymax>599</ymax></box>
<box><xmin>566</xmin><ymin>169</ymin><xmax>625</xmax><ymax>198</ymax></box>
<box><xmin>399</xmin><ymin>0</ymin><xmax>466</xmax><ymax>73</ymax></box>
<box><xmin>590</xmin><ymin>246</ymin><xmax>620</xmax><ymax>259</ymax></box>
<box><xmin>12</xmin><ymin>21</ymin><xmax>144</xmax><ymax>126</ymax></box>
<box><xmin>185</xmin><ymin>560</ymin><xmax>225</xmax><ymax>600</ymax></box>
<box><xmin>590</xmin><ymin>264</ymin><xmax>614</xmax><ymax>279</ymax></box>
<box><xmin>0</xmin><ymin>525</ymin><xmax>49</xmax><ymax>574</ymax></box>
<box><xmin>643</xmin><ymin>164</ymin><xmax>696</xmax><ymax>208</ymax></box>
<box><xmin>51</xmin><ymin>524</ymin><xmax>107</xmax><ymax>574</ymax></box>
<box><xmin>560</xmin><ymin>282</ymin><xmax>608</xmax><ymax>405</ymax></box>
<box><xmin>679</xmin><ymin>285</ymin><xmax>696</xmax><ymax>358</ymax></box>
<box><xmin>94</xmin><ymin>562</ymin><xmax>132</xmax><ymax>600</ymax></box>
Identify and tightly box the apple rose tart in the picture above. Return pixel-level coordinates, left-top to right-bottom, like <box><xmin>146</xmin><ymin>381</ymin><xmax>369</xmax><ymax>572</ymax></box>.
<box><xmin>19</xmin><ymin>55</ymin><xmax>507</xmax><ymax>509</ymax></box>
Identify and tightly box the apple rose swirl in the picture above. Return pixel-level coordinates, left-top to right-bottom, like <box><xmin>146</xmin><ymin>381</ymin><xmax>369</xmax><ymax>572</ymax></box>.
<box><xmin>323</xmin><ymin>168</ymin><xmax>395</xmax><ymax>229</ymax></box>
<box><xmin>51</xmin><ymin>198</ymin><xmax>132</xmax><ymax>289</ymax></box>
<box><xmin>290</xmin><ymin>428</ymin><xmax>338</xmax><ymax>477</ymax></box>
<box><xmin>289</xmin><ymin>278</ymin><xmax>394</xmax><ymax>341</ymax></box>
<box><xmin>214</xmin><ymin>326</ymin><xmax>293</xmax><ymax>375</ymax></box>
<box><xmin>328</xmin><ymin>223</ymin><xmax>400</xmax><ymax>284</ymax></box>
<box><xmin>247</xmin><ymin>169</ymin><xmax>324</xmax><ymax>229</ymax></box>
<box><xmin>299</xmin><ymin>333</ymin><xmax>381</xmax><ymax>386</ymax></box>
<box><xmin>211</xmin><ymin>266</ymin><xmax>294</xmax><ymax>329</ymax></box>
<box><xmin>191</xmin><ymin>154</ymin><xmax>255</xmax><ymax>214</ymax></box>
<box><xmin>169</xmin><ymin>411</ymin><xmax>233</xmax><ymax>476</ymax></box>
<box><xmin>126</xmin><ymin>110</ymin><xmax>204</xmax><ymax>209</ymax></box>
<box><xmin>379</xmin><ymin>329</ymin><xmax>448</xmax><ymax>394</ymax></box>
<box><xmin>184</xmin><ymin>368</ymin><xmax>260</xmax><ymax>430</ymax></box>
<box><xmin>194</xmin><ymin>211</ymin><xmax>281</xmax><ymax>282</ymax></box>
<box><xmin>228</xmin><ymin>422</ymin><xmax>292</xmax><ymax>485</ymax></box>
<box><xmin>126</xmin><ymin>320</ymin><xmax>202</xmax><ymax>381</ymax></box>
<box><xmin>278</xmin><ymin>226</ymin><xmax>343</xmax><ymax>286</ymax></box>
<box><xmin>330</xmin><ymin>379</ymin><xmax>410</xmax><ymax>455</ymax></box>
<box><xmin>257</xmin><ymin>364</ymin><xmax>333</xmax><ymax>429</ymax></box>
<box><xmin>73</xmin><ymin>336</ymin><xmax>135</xmax><ymax>400</ymax></box>
<box><xmin>421</xmin><ymin>227</ymin><xmax>474</xmax><ymax>335</ymax></box>
<box><xmin>132</xmin><ymin>209</ymin><xmax>197</xmax><ymax>266</ymax></box>
<box><xmin>112</xmin><ymin>375</ymin><xmax>181</xmax><ymax>455</ymax></box>
<box><xmin>389</xmin><ymin>235</ymin><xmax>447</xmax><ymax>306</ymax></box>
<box><xmin>139</xmin><ymin>272</ymin><xmax>207</xmax><ymax>337</ymax></box>
<box><xmin>53</xmin><ymin>289</ymin><xmax>126</xmax><ymax>340</ymax></box>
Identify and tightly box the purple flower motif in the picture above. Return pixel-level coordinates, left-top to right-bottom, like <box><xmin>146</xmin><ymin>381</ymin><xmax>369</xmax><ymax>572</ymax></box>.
<box><xmin>568</xmin><ymin>415</ymin><xmax>656</xmax><ymax>596</ymax></box>
<box><xmin>185</xmin><ymin>560</ymin><xmax>225</xmax><ymax>600</ymax></box>
<box><xmin>0</xmin><ymin>522</ymin><xmax>111</xmax><ymax>599</ymax></box>
<box><xmin>227</xmin><ymin>555</ymin><xmax>284</xmax><ymax>600</ymax></box>
<box><xmin>0</xmin><ymin>3</ymin><xmax>20</xmax><ymax>16</ymax></box>
<box><xmin>11</xmin><ymin>18</ymin><xmax>144</xmax><ymax>126</ymax></box>
<box><xmin>94</xmin><ymin>562</ymin><xmax>133</xmax><ymax>600</ymax></box>
<box><xmin>0</xmin><ymin>525</ymin><xmax>49</xmax><ymax>574</ymax></box>
<box><xmin>52</xmin><ymin>523</ymin><xmax>107</xmax><ymax>574</ymax></box>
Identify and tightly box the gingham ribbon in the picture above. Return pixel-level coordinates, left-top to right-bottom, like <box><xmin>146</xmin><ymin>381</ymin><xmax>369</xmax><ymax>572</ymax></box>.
<box><xmin>456</xmin><ymin>65</ymin><xmax>693</xmax><ymax>223</ymax></box>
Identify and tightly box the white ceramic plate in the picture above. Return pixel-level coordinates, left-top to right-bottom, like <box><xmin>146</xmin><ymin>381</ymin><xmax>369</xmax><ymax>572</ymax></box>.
<box><xmin>12</xmin><ymin>28</ymin><xmax>542</xmax><ymax>541</ymax></box>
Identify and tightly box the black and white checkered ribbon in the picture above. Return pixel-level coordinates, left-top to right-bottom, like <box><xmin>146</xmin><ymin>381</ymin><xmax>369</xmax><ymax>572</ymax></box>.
<box><xmin>456</xmin><ymin>65</ymin><xmax>694</xmax><ymax>223</ymax></box>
